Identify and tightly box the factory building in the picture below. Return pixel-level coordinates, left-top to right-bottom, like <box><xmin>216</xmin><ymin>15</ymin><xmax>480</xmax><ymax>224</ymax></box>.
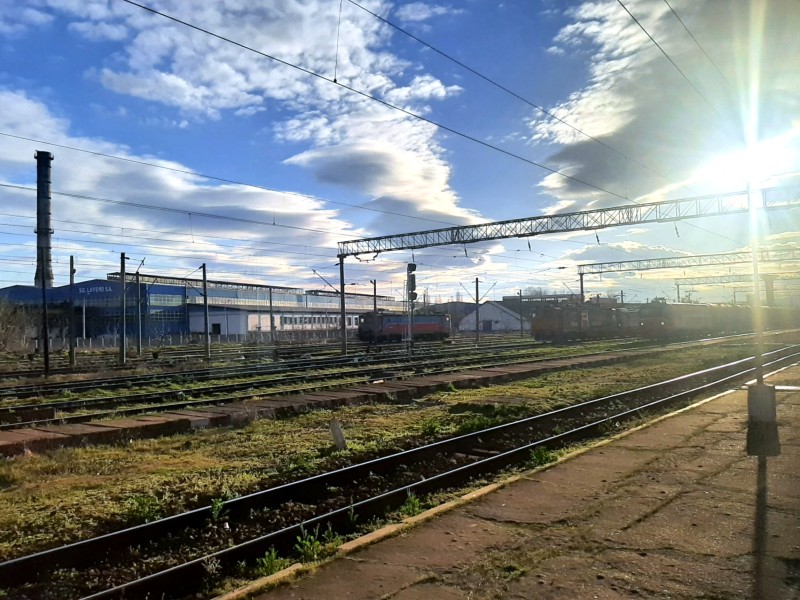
<box><xmin>0</xmin><ymin>272</ymin><xmax>404</xmax><ymax>344</ymax></box>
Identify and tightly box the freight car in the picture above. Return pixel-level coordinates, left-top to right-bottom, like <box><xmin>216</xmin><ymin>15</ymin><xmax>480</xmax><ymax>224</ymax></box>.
<box><xmin>639</xmin><ymin>299</ymin><xmax>800</xmax><ymax>338</ymax></box>
<box><xmin>531</xmin><ymin>304</ymin><xmax>640</xmax><ymax>342</ymax></box>
<box><xmin>357</xmin><ymin>311</ymin><xmax>451</xmax><ymax>342</ymax></box>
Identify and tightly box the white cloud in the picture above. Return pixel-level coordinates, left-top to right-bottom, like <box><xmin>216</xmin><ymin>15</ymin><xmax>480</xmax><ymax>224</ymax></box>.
<box><xmin>67</xmin><ymin>20</ymin><xmax>127</xmax><ymax>41</ymax></box>
<box><xmin>530</xmin><ymin>0</ymin><xmax>800</xmax><ymax>213</ymax></box>
<box><xmin>0</xmin><ymin>90</ymin><xmax>364</xmax><ymax>286</ymax></box>
<box><xmin>0</xmin><ymin>4</ymin><xmax>53</xmax><ymax>35</ymax></box>
<box><xmin>394</xmin><ymin>3</ymin><xmax>460</xmax><ymax>22</ymax></box>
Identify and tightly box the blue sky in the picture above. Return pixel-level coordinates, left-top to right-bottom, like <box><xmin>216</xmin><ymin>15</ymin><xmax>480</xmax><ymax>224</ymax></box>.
<box><xmin>1</xmin><ymin>0</ymin><xmax>798</xmax><ymax>304</ymax></box>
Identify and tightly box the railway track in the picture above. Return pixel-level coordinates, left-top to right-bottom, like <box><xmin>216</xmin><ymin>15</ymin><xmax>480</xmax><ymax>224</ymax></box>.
<box><xmin>0</xmin><ymin>335</ymin><xmax>747</xmax><ymax>432</ymax></box>
<box><xmin>0</xmin><ymin>334</ymin><xmax>526</xmax><ymax>380</ymax></box>
<box><xmin>1</xmin><ymin>344</ymin><xmax>797</xmax><ymax>599</ymax></box>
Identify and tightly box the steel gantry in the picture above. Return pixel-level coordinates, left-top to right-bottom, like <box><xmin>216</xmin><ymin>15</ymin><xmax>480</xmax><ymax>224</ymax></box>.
<box><xmin>335</xmin><ymin>186</ymin><xmax>800</xmax><ymax>353</ymax></box>
<box><xmin>577</xmin><ymin>249</ymin><xmax>800</xmax><ymax>276</ymax></box>
<box><xmin>674</xmin><ymin>271</ymin><xmax>800</xmax><ymax>306</ymax></box>
<box><xmin>577</xmin><ymin>248</ymin><xmax>800</xmax><ymax>301</ymax></box>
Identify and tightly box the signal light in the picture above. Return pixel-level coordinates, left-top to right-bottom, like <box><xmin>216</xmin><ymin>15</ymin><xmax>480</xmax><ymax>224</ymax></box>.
<box><xmin>407</xmin><ymin>264</ymin><xmax>417</xmax><ymax>302</ymax></box>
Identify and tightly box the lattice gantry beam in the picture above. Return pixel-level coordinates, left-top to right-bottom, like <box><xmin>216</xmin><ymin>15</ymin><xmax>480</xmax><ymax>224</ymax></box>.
<box><xmin>578</xmin><ymin>248</ymin><xmax>800</xmax><ymax>275</ymax></box>
<box><xmin>674</xmin><ymin>272</ymin><xmax>800</xmax><ymax>286</ymax></box>
<box><xmin>337</xmin><ymin>186</ymin><xmax>799</xmax><ymax>258</ymax></box>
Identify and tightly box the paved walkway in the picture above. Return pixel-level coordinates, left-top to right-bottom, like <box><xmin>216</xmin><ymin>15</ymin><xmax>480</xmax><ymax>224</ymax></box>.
<box><xmin>231</xmin><ymin>365</ymin><xmax>800</xmax><ymax>600</ymax></box>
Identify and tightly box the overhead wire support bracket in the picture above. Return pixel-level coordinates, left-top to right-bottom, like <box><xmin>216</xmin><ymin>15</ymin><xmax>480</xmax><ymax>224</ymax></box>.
<box><xmin>577</xmin><ymin>248</ymin><xmax>800</xmax><ymax>276</ymax></box>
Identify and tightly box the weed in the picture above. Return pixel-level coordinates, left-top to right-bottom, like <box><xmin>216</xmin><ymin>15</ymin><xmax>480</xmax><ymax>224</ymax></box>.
<box><xmin>446</xmin><ymin>383</ymin><xmax>458</xmax><ymax>393</ymax></box>
<box><xmin>202</xmin><ymin>556</ymin><xmax>223</xmax><ymax>594</ymax></box>
<box><xmin>501</xmin><ymin>563</ymin><xmax>528</xmax><ymax>579</ymax></box>
<box><xmin>453</xmin><ymin>414</ymin><xmax>500</xmax><ymax>436</ymax></box>
<box><xmin>347</xmin><ymin>502</ymin><xmax>359</xmax><ymax>529</ymax></box>
<box><xmin>294</xmin><ymin>524</ymin><xmax>323</xmax><ymax>562</ymax></box>
<box><xmin>399</xmin><ymin>490</ymin><xmax>423</xmax><ymax>517</ymax></box>
<box><xmin>419</xmin><ymin>419</ymin><xmax>442</xmax><ymax>436</ymax></box>
<box><xmin>254</xmin><ymin>547</ymin><xmax>290</xmax><ymax>577</ymax></box>
<box><xmin>528</xmin><ymin>446</ymin><xmax>557</xmax><ymax>468</ymax></box>
<box><xmin>203</xmin><ymin>556</ymin><xmax>222</xmax><ymax>577</ymax></box>
<box><xmin>123</xmin><ymin>494</ymin><xmax>162</xmax><ymax>524</ymax></box>
<box><xmin>322</xmin><ymin>522</ymin><xmax>342</xmax><ymax>546</ymax></box>
<box><xmin>210</xmin><ymin>497</ymin><xmax>227</xmax><ymax>524</ymax></box>
<box><xmin>0</xmin><ymin>469</ymin><xmax>15</xmax><ymax>488</ymax></box>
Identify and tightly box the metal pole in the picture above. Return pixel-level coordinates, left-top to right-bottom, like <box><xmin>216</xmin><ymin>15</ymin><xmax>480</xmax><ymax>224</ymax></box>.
<box><xmin>371</xmin><ymin>279</ymin><xmax>377</xmax><ymax>313</ymax></box>
<box><xmin>519</xmin><ymin>289</ymin><xmax>524</xmax><ymax>338</ymax></box>
<box><xmin>119</xmin><ymin>252</ymin><xmax>127</xmax><ymax>365</ymax></box>
<box><xmin>39</xmin><ymin>247</ymin><xmax>50</xmax><ymax>377</ymax></box>
<box><xmin>579</xmin><ymin>273</ymin><xmax>584</xmax><ymax>304</ymax></box>
<box><xmin>409</xmin><ymin>286</ymin><xmax>415</xmax><ymax>357</ymax></box>
<box><xmin>202</xmin><ymin>263</ymin><xmax>210</xmax><ymax>361</ymax></box>
<box><xmin>676</xmin><ymin>283</ymin><xmax>681</xmax><ymax>302</ymax></box>
<box><xmin>338</xmin><ymin>255</ymin><xmax>347</xmax><ymax>355</ymax></box>
<box><xmin>69</xmin><ymin>255</ymin><xmax>76</xmax><ymax>367</ymax></box>
<box><xmin>749</xmin><ymin>185</ymin><xmax>765</xmax><ymax>385</ymax></box>
<box><xmin>268</xmin><ymin>287</ymin><xmax>275</xmax><ymax>343</ymax></box>
<box><xmin>136</xmin><ymin>271</ymin><xmax>142</xmax><ymax>355</ymax></box>
<box><xmin>82</xmin><ymin>297</ymin><xmax>86</xmax><ymax>339</ymax></box>
<box><xmin>475</xmin><ymin>277</ymin><xmax>480</xmax><ymax>344</ymax></box>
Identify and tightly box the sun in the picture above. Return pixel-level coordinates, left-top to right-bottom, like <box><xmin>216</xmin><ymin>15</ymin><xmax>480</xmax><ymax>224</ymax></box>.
<box><xmin>694</xmin><ymin>131</ymin><xmax>800</xmax><ymax>192</ymax></box>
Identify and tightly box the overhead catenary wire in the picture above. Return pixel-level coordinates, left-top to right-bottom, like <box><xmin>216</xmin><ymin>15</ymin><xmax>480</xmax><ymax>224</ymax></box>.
<box><xmin>114</xmin><ymin>0</ymin><xmax>748</xmax><ymax>251</ymax></box>
<box><xmin>118</xmin><ymin>0</ymin><xmax>632</xmax><ymax>203</ymax></box>
<box><xmin>616</xmin><ymin>0</ymin><xmax>730</xmax><ymax>128</ymax></box>
<box><xmin>346</xmin><ymin>0</ymin><xmax>699</xmax><ymax>197</ymax></box>
<box><xmin>0</xmin><ymin>132</ymin><xmax>457</xmax><ymax>228</ymax></box>
<box><xmin>661</xmin><ymin>0</ymin><xmax>737</xmax><ymax>95</ymax></box>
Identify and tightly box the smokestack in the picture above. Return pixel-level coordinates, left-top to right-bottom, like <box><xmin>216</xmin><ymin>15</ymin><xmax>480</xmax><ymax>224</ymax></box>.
<box><xmin>34</xmin><ymin>150</ymin><xmax>54</xmax><ymax>289</ymax></box>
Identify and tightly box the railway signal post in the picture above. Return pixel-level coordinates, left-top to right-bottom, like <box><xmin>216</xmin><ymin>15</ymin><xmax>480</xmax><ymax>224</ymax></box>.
<box><xmin>407</xmin><ymin>263</ymin><xmax>416</xmax><ymax>356</ymax></box>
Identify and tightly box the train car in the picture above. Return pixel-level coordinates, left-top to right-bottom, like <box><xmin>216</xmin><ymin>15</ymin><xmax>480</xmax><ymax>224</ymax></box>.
<box><xmin>357</xmin><ymin>311</ymin><xmax>451</xmax><ymax>342</ymax></box>
<box><xmin>639</xmin><ymin>300</ymin><xmax>714</xmax><ymax>338</ymax></box>
<box><xmin>531</xmin><ymin>304</ymin><xmax>639</xmax><ymax>342</ymax></box>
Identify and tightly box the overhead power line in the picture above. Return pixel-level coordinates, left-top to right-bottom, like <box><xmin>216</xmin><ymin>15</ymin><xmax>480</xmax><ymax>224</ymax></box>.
<box><xmin>616</xmin><ymin>0</ymin><xmax>729</xmax><ymax>127</ymax></box>
<box><xmin>347</xmin><ymin>0</ymin><xmax>697</xmax><ymax>196</ymax></box>
<box><xmin>119</xmin><ymin>0</ymin><xmax>630</xmax><ymax>202</ymax></box>
<box><xmin>0</xmin><ymin>131</ymin><xmax>458</xmax><ymax>228</ymax></box>
<box><xmin>662</xmin><ymin>0</ymin><xmax>736</xmax><ymax>95</ymax></box>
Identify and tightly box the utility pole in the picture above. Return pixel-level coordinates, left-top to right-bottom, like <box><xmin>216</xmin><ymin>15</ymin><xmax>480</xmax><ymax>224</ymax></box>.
<box><xmin>338</xmin><ymin>256</ymin><xmax>347</xmax><ymax>355</ymax></box>
<box><xmin>202</xmin><ymin>263</ymin><xmax>210</xmax><ymax>361</ymax></box>
<box><xmin>119</xmin><ymin>252</ymin><xmax>127</xmax><ymax>365</ymax></box>
<box><xmin>69</xmin><ymin>255</ymin><xmax>76</xmax><ymax>367</ymax></box>
<box><xmin>475</xmin><ymin>277</ymin><xmax>480</xmax><ymax>344</ymax></box>
<box><xmin>519</xmin><ymin>289</ymin><xmax>524</xmax><ymax>338</ymax></box>
<box><xmin>579</xmin><ymin>272</ymin><xmax>584</xmax><ymax>304</ymax></box>
<box><xmin>370</xmin><ymin>279</ymin><xmax>377</xmax><ymax>313</ymax></box>
<box><xmin>268</xmin><ymin>287</ymin><xmax>275</xmax><ymax>343</ymax></box>
<box><xmin>619</xmin><ymin>289</ymin><xmax>624</xmax><ymax>305</ymax></box>
<box><xmin>39</xmin><ymin>247</ymin><xmax>50</xmax><ymax>377</ymax></box>
<box><xmin>136</xmin><ymin>271</ymin><xmax>142</xmax><ymax>356</ymax></box>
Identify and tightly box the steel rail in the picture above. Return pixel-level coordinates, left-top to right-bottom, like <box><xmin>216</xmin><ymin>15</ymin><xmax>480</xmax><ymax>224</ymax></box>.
<box><xmin>0</xmin><ymin>341</ymin><xmax>644</xmax><ymax>428</ymax></box>
<box><xmin>1</xmin><ymin>345</ymin><xmax>796</xmax><ymax>597</ymax></box>
<box><xmin>80</xmin><ymin>345</ymin><xmax>800</xmax><ymax>599</ymax></box>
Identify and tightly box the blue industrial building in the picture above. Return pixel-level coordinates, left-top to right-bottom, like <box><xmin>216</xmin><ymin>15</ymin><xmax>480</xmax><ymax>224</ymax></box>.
<box><xmin>0</xmin><ymin>272</ymin><xmax>404</xmax><ymax>343</ymax></box>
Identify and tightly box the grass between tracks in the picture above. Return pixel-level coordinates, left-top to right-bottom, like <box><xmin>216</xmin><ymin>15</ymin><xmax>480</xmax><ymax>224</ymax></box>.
<box><xmin>0</xmin><ymin>342</ymin><xmax>758</xmax><ymax>564</ymax></box>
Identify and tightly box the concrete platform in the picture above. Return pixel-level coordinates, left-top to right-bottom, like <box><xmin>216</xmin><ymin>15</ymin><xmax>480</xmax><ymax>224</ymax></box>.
<box><xmin>236</xmin><ymin>364</ymin><xmax>800</xmax><ymax>600</ymax></box>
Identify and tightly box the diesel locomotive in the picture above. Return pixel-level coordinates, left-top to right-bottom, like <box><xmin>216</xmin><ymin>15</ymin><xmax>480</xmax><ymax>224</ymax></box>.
<box><xmin>357</xmin><ymin>311</ymin><xmax>451</xmax><ymax>342</ymax></box>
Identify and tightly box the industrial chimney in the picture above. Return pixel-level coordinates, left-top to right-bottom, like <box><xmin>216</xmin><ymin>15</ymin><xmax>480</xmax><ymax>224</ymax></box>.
<box><xmin>34</xmin><ymin>150</ymin><xmax>54</xmax><ymax>289</ymax></box>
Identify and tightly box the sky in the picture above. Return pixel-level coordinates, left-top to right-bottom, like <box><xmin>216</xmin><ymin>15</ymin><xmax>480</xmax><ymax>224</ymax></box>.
<box><xmin>1</xmin><ymin>0</ymin><xmax>799</xmax><ymax>305</ymax></box>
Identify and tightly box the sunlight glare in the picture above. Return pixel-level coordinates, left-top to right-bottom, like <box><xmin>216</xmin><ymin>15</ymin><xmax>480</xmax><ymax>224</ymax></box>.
<box><xmin>699</xmin><ymin>133</ymin><xmax>798</xmax><ymax>191</ymax></box>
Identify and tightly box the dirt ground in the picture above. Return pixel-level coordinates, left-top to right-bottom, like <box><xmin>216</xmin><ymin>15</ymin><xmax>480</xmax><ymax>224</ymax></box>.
<box><xmin>227</xmin><ymin>365</ymin><xmax>800</xmax><ymax>600</ymax></box>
